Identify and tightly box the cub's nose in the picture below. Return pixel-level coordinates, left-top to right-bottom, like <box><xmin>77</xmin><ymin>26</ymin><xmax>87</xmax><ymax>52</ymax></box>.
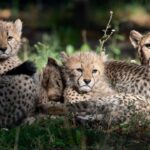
<box><xmin>83</xmin><ymin>79</ymin><xmax>91</xmax><ymax>85</ymax></box>
<box><xmin>0</xmin><ymin>47</ymin><xmax>7</xmax><ymax>52</ymax></box>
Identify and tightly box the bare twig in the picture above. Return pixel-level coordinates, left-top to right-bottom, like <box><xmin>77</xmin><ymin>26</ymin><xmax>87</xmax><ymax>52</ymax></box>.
<box><xmin>104</xmin><ymin>11</ymin><xmax>113</xmax><ymax>37</ymax></box>
<box><xmin>99</xmin><ymin>11</ymin><xmax>115</xmax><ymax>52</ymax></box>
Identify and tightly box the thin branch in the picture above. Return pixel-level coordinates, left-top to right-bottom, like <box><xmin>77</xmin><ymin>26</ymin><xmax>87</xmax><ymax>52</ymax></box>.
<box><xmin>99</xmin><ymin>11</ymin><xmax>115</xmax><ymax>52</ymax></box>
<box><xmin>104</xmin><ymin>11</ymin><xmax>113</xmax><ymax>37</ymax></box>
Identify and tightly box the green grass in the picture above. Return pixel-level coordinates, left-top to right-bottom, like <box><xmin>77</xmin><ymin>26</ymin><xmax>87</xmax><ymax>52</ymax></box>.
<box><xmin>0</xmin><ymin>117</ymin><xmax>149</xmax><ymax>150</ymax></box>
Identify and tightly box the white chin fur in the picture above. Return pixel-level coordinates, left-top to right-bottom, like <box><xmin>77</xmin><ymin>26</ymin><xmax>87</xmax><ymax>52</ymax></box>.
<box><xmin>0</xmin><ymin>54</ymin><xmax>9</xmax><ymax>59</ymax></box>
<box><xmin>79</xmin><ymin>86</ymin><xmax>91</xmax><ymax>92</ymax></box>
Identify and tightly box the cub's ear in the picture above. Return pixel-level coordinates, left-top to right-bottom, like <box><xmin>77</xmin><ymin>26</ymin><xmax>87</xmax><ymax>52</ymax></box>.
<box><xmin>60</xmin><ymin>51</ymin><xmax>69</xmax><ymax>63</ymax></box>
<box><xmin>129</xmin><ymin>30</ymin><xmax>142</xmax><ymax>48</ymax></box>
<box><xmin>14</xmin><ymin>19</ymin><xmax>22</xmax><ymax>36</ymax></box>
<box><xmin>47</xmin><ymin>57</ymin><xmax>58</xmax><ymax>67</ymax></box>
<box><xmin>100</xmin><ymin>51</ymin><xmax>108</xmax><ymax>62</ymax></box>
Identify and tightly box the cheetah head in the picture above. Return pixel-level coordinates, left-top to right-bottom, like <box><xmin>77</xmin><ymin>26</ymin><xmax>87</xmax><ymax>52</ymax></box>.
<box><xmin>61</xmin><ymin>51</ymin><xmax>106</xmax><ymax>93</ymax></box>
<box><xmin>42</xmin><ymin>57</ymin><xmax>64</xmax><ymax>102</ymax></box>
<box><xmin>0</xmin><ymin>19</ymin><xmax>22</xmax><ymax>59</ymax></box>
<box><xmin>130</xmin><ymin>30</ymin><xmax>150</xmax><ymax>65</ymax></box>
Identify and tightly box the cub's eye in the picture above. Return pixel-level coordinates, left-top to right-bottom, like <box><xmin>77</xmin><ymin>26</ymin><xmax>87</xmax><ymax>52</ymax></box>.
<box><xmin>145</xmin><ymin>43</ymin><xmax>150</xmax><ymax>49</ymax></box>
<box><xmin>76</xmin><ymin>68</ymin><xmax>83</xmax><ymax>73</ymax></box>
<box><xmin>8</xmin><ymin>36</ymin><xmax>13</xmax><ymax>41</ymax></box>
<box><xmin>92</xmin><ymin>69</ymin><xmax>97</xmax><ymax>73</ymax></box>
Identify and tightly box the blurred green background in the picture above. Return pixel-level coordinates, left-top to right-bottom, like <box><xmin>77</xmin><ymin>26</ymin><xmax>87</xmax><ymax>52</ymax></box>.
<box><xmin>1</xmin><ymin>0</ymin><xmax>150</xmax><ymax>69</ymax></box>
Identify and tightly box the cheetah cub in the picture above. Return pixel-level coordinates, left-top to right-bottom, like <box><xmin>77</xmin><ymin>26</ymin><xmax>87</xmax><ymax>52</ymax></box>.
<box><xmin>62</xmin><ymin>52</ymin><xmax>150</xmax><ymax>127</ymax></box>
<box><xmin>104</xmin><ymin>30</ymin><xmax>150</xmax><ymax>94</ymax></box>
<box><xmin>37</xmin><ymin>57</ymin><xmax>64</xmax><ymax>114</ymax></box>
<box><xmin>0</xmin><ymin>19</ymin><xmax>22</xmax><ymax>75</ymax></box>
<box><xmin>41</xmin><ymin>57</ymin><xmax>64</xmax><ymax>102</ymax></box>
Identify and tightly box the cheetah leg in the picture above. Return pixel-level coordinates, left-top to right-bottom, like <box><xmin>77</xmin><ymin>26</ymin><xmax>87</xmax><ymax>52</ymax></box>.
<box><xmin>38</xmin><ymin>102</ymin><xmax>66</xmax><ymax>115</ymax></box>
<box><xmin>66</xmin><ymin>94</ymin><xmax>150</xmax><ymax>128</ymax></box>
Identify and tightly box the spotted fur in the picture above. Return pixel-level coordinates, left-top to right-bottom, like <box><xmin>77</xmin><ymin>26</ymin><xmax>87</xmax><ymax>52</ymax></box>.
<box><xmin>67</xmin><ymin>93</ymin><xmax>150</xmax><ymax>128</ymax></box>
<box><xmin>105</xmin><ymin>61</ymin><xmax>150</xmax><ymax>98</ymax></box>
<box><xmin>0</xmin><ymin>75</ymin><xmax>38</xmax><ymax>128</ymax></box>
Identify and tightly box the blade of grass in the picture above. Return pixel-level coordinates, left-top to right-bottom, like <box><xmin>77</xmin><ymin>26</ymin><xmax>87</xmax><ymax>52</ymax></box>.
<box><xmin>13</xmin><ymin>127</ymin><xmax>20</xmax><ymax>150</ymax></box>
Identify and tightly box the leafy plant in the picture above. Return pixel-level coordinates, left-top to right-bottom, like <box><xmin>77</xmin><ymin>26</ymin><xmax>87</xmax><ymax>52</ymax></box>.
<box><xmin>29</xmin><ymin>33</ymin><xmax>62</xmax><ymax>70</ymax></box>
<box><xmin>28</xmin><ymin>31</ymin><xmax>92</xmax><ymax>70</ymax></box>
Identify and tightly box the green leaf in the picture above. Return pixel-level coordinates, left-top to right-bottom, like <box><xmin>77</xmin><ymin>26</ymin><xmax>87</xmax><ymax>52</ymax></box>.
<box><xmin>66</xmin><ymin>45</ymin><xmax>75</xmax><ymax>55</ymax></box>
<box><xmin>80</xmin><ymin>43</ymin><xmax>91</xmax><ymax>52</ymax></box>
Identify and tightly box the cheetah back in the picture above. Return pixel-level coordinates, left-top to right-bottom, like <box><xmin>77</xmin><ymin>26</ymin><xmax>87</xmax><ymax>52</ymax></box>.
<box><xmin>105</xmin><ymin>61</ymin><xmax>150</xmax><ymax>98</ymax></box>
<box><xmin>0</xmin><ymin>75</ymin><xmax>37</xmax><ymax>128</ymax></box>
